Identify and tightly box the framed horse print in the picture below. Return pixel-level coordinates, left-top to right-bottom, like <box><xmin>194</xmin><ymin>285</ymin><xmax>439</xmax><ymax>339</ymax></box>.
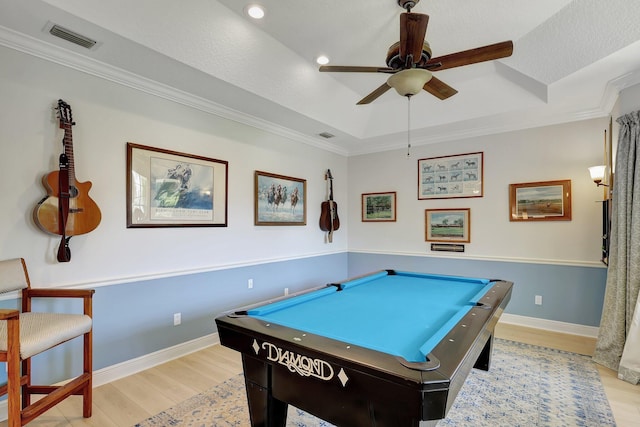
<box><xmin>126</xmin><ymin>143</ymin><xmax>228</xmax><ymax>227</ymax></box>
<box><xmin>418</xmin><ymin>152</ymin><xmax>483</xmax><ymax>200</ymax></box>
<box><xmin>254</xmin><ymin>171</ymin><xmax>307</xmax><ymax>226</ymax></box>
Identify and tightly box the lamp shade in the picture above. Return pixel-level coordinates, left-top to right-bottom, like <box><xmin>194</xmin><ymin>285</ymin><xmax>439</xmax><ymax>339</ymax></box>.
<box><xmin>589</xmin><ymin>165</ymin><xmax>606</xmax><ymax>182</ymax></box>
<box><xmin>387</xmin><ymin>69</ymin><xmax>433</xmax><ymax>97</ymax></box>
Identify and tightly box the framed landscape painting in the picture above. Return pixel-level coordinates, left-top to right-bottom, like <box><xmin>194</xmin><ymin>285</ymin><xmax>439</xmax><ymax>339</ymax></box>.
<box><xmin>509</xmin><ymin>179</ymin><xmax>571</xmax><ymax>221</ymax></box>
<box><xmin>362</xmin><ymin>192</ymin><xmax>397</xmax><ymax>222</ymax></box>
<box><xmin>425</xmin><ymin>208</ymin><xmax>470</xmax><ymax>243</ymax></box>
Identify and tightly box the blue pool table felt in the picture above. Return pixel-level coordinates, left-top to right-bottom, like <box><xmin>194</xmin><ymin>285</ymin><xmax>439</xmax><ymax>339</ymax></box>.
<box><xmin>248</xmin><ymin>271</ymin><xmax>492</xmax><ymax>362</ymax></box>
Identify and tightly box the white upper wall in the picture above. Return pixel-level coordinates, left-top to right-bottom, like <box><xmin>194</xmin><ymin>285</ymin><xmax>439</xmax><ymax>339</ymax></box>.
<box><xmin>348</xmin><ymin>118</ymin><xmax>609</xmax><ymax>265</ymax></box>
<box><xmin>2</xmin><ymin>40</ymin><xmax>628</xmax><ymax>288</ymax></box>
<box><xmin>0</xmin><ymin>46</ymin><xmax>347</xmax><ymax>288</ymax></box>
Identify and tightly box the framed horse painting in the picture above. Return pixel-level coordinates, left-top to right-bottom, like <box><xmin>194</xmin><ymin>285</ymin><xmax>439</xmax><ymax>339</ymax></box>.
<box><xmin>254</xmin><ymin>171</ymin><xmax>307</xmax><ymax>226</ymax></box>
<box><xmin>126</xmin><ymin>143</ymin><xmax>228</xmax><ymax>227</ymax></box>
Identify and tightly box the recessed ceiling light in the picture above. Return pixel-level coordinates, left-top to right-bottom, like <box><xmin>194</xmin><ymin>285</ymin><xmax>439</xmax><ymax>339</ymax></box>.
<box><xmin>316</xmin><ymin>55</ymin><xmax>329</xmax><ymax>65</ymax></box>
<box><xmin>246</xmin><ymin>4</ymin><xmax>265</xmax><ymax>19</ymax></box>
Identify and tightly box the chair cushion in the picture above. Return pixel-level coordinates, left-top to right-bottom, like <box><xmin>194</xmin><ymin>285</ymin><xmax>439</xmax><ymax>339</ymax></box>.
<box><xmin>0</xmin><ymin>312</ymin><xmax>92</xmax><ymax>359</ymax></box>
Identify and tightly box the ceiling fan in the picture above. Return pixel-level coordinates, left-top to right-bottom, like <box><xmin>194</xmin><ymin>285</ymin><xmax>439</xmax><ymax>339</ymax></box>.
<box><xmin>319</xmin><ymin>0</ymin><xmax>514</xmax><ymax>104</ymax></box>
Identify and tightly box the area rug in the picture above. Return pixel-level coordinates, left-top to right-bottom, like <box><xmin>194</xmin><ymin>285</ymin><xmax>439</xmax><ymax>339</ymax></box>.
<box><xmin>134</xmin><ymin>339</ymin><xmax>616</xmax><ymax>426</ymax></box>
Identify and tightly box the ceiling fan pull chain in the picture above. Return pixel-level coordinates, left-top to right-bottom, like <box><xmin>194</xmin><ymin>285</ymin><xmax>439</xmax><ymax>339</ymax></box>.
<box><xmin>407</xmin><ymin>96</ymin><xmax>412</xmax><ymax>158</ymax></box>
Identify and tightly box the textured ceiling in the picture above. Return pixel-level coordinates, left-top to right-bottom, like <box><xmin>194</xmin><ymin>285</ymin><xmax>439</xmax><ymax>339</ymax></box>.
<box><xmin>1</xmin><ymin>0</ymin><xmax>640</xmax><ymax>155</ymax></box>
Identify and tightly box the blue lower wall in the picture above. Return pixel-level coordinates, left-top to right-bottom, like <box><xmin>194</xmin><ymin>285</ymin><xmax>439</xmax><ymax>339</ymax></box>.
<box><xmin>1</xmin><ymin>253</ymin><xmax>348</xmax><ymax>385</ymax></box>
<box><xmin>1</xmin><ymin>251</ymin><xmax>607</xmax><ymax>385</ymax></box>
<box><xmin>92</xmin><ymin>253</ymin><xmax>348</xmax><ymax>372</ymax></box>
<box><xmin>348</xmin><ymin>252</ymin><xmax>607</xmax><ymax>327</ymax></box>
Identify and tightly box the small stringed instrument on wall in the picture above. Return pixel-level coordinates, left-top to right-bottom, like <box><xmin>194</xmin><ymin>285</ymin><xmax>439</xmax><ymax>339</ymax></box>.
<box><xmin>319</xmin><ymin>169</ymin><xmax>340</xmax><ymax>242</ymax></box>
<box><xmin>34</xmin><ymin>99</ymin><xmax>101</xmax><ymax>261</ymax></box>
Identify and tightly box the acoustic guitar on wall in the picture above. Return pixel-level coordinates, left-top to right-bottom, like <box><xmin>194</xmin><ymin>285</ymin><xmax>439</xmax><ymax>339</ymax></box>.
<box><xmin>319</xmin><ymin>169</ymin><xmax>340</xmax><ymax>242</ymax></box>
<box><xmin>33</xmin><ymin>99</ymin><xmax>101</xmax><ymax>261</ymax></box>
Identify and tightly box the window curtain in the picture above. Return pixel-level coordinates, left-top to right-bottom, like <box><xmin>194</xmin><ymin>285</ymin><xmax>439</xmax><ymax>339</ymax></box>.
<box><xmin>593</xmin><ymin>110</ymin><xmax>640</xmax><ymax>385</ymax></box>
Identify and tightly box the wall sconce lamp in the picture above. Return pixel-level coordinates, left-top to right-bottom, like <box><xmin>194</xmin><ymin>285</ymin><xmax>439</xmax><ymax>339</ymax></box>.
<box><xmin>588</xmin><ymin>165</ymin><xmax>608</xmax><ymax>187</ymax></box>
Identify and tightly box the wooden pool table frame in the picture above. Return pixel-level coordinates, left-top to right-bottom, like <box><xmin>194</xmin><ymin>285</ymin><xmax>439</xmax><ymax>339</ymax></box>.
<box><xmin>215</xmin><ymin>271</ymin><xmax>513</xmax><ymax>427</ymax></box>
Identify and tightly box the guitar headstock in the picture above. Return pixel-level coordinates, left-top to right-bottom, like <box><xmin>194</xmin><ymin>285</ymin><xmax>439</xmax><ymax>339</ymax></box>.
<box><xmin>56</xmin><ymin>99</ymin><xmax>75</xmax><ymax>127</ymax></box>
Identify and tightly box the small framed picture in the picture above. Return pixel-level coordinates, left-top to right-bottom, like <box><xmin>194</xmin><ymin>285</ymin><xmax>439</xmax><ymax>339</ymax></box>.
<box><xmin>255</xmin><ymin>171</ymin><xmax>307</xmax><ymax>226</ymax></box>
<box><xmin>425</xmin><ymin>208</ymin><xmax>470</xmax><ymax>243</ymax></box>
<box><xmin>362</xmin><ymin>192</ymin><xmax>397</xmax><ymax>222</ymax></box>
<box><xmin>509</xmin><ymin>180</ymin><xmax>571</xmax><ymax>221</ymax></box>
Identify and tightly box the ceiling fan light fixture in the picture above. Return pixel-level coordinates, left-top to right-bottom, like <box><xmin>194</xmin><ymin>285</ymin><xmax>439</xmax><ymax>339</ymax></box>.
<box><xmin>387</xmin><ymin>68</ymin><xmax>432</xmax><ymax>97</ymax></box>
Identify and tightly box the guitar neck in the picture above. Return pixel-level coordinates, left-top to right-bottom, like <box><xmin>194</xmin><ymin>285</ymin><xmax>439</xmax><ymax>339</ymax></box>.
<box><xmin>329</xmin><ymin>179</ymin><xmax>334</xmax><ymax>201</ymax></box>
<box><xmin>61</xmin><ymin>122</ymin><xmax>76</xmax><ymax>186</ymax></box>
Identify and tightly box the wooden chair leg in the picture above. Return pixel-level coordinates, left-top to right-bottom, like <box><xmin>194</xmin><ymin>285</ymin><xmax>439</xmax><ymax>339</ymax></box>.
<box><xmin>7</xmin><ymin>317</ymin><xmax>21</xmax><ymax>427</ymax></box>
<box><xmin>82</xmin><ymin>330</ymin><xmax>93</xmax><ymax>418</ymax></box>
<box><xmin>21</xmin><ymin>358</ymin><xmax>31</xmax><ymax>410</ymax></box>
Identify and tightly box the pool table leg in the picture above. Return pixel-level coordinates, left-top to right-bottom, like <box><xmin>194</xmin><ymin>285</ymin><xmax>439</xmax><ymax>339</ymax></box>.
<box><xmin>473</xmin><ymin>333</ymin><xmax>493</xmax><ymax>371</ymax></box>
<box><xmin>242</xmin><ymin>354</ymin><xmax>288</xmax><ymax>427</ymax></box>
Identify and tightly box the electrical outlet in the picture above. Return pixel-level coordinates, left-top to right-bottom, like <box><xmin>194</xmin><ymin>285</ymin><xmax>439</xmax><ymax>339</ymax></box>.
<box><xmin>284</xmin><ymin>287</ymin><xmax>289</xmax><ymax>296</ymax></box>
<box><xmin>535</xmin><ymin>295</ymin><xmax>542</xmax><ymax>306</ymax></box>
<box><xmin>173</xmin><ymin>312</ymin><xmax>181</xmax><ymax>326</ymax></box>
<box><xmin>248</xmin><ymin>279</ymin><xmax>253</xmax><ymax>289</ymax></box>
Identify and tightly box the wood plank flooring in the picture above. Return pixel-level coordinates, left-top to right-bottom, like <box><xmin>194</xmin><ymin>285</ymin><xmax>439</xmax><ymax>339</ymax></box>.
<box><xmin>1</xmin><ymin>324</ymin><xmax>638</xmax><ymax>426</ymax></box>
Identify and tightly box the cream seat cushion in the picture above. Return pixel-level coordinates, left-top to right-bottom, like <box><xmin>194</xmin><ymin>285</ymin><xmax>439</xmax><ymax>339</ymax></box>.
<box><xmin>0</xmin><ymin>312</ymin><xmax>92</xmax><ymax>359</ymax></box>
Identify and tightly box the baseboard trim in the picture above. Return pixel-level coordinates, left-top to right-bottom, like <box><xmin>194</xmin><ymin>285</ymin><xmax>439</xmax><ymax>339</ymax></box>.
<box><xmin>499</xmin><ymin>313</ymin><xmax>599</xmax><ymax>338</ymax></box>
<box><xmin>0</xmin><ymin>333</ymin><xmax>220</xmax><ymax>421</ymax></box>
<box><xmin>92</xmin><ymin>333</ymin><xmax>221</xmax><ymax>387</ymax></box>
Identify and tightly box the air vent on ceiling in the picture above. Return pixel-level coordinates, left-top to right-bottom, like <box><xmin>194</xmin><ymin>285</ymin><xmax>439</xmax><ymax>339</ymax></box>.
<box><xmin>48</xmin><ymin>24</ymin><xmax>97</xmax><ymax>49</ymax></box>
<box><xmin>318</xmin><ymin>132</ymin><xmax>335</xmax><ymax>139</ymax></box>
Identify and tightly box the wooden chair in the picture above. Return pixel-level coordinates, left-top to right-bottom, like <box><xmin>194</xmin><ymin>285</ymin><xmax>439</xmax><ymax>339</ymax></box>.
<box><xmin>0</xmin><ymin>258</ymin><xmax>94</xmax><ymax>426</ymax></box>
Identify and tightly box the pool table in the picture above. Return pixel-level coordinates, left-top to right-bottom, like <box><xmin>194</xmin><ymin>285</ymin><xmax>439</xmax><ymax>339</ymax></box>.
<box><xmin>215</xmin><ymin>270</ymin><xmax>512</xmax><ymax>427</ymax></box>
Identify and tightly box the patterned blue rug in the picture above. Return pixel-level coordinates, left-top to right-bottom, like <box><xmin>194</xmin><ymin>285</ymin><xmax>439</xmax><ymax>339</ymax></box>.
<box><xmin>135</xmin><ymin>339</ymin><xmax>616</xmax><ymax>426</ymax></box>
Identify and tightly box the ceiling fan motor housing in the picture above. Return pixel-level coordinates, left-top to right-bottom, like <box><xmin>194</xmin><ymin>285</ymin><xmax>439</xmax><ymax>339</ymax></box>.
<box><xmin>386</xmin><ymin>41</ymin><xmax>432</xmax><ymax>69</ymax></box>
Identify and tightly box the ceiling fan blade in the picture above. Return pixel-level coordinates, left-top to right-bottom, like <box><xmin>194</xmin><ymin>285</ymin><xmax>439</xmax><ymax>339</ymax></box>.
<box><xmin>399</xmin><ymin>13</ymin><xmax>429</xmax><ymax>65</ymax></box>
<box><xmin>423</xmin><ymin>76</ymin><xmax>458</xmax><ymax>100</ymax></box>
<box><xmin>426</xmin><ymin>41</ymin><xmax>513</xmax><ymax>71</ymax></box>
<box><xmin>319</xmin><ymin>65</ymin><xmax>396</xmax><ymax>73</ymax></box>
<box><xmin>357</xmin><ymin>83</ymin><xmax>392</xmax><ymax>105</ymax></box>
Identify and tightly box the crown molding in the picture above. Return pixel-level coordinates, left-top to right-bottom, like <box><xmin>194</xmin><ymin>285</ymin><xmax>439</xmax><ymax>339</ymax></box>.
<box><xmin>0</xmin><ymin>24</ymin><xmax>349</xmax><ymax>156</ymax></box>
<box><xmin>0</xmin><ymin>24</ymin><xmax>627</xmax><ymax>157</ymax></box>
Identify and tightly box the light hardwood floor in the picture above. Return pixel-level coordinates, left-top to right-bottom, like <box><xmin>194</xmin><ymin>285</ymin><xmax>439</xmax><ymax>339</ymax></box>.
<box><xmin>2</xmin><ymin>324</ymin><xmax>638</xmax><ymax>426</ymax></box>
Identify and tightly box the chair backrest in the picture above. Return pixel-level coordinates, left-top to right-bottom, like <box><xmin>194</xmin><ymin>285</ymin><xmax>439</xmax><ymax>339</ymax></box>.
<box><xmin>0</xmin><ymin>258</ymin><xmax>30</xmax><ymax>294</ymax></box>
